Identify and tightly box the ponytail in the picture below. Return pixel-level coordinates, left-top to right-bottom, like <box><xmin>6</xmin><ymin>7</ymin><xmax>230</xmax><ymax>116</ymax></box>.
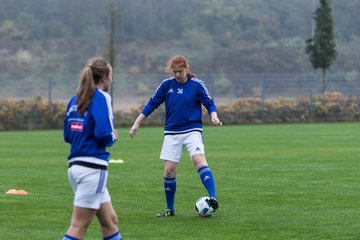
<box><xmin>186</xmin><ymin>70</ymin><xmax>196</xmax><ymax>78</ymax></box>
<box><xmin>75</xmin><ymin>58</ymin><xmax>111</xmax><ymax>115</ymax></box>
<box><xmin>76</xmin><ymin>66</ymin><xmax>96</xmax><ymax>115</ymax></box>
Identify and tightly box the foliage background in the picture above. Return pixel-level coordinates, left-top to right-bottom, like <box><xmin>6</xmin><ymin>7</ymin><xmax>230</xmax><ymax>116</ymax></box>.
<box><xmin>2</xmin><ymin>92</ymin><xmax>360</xmax><ymax>130</ymax></box>
<box><xmin>0</xmin><ymin>0</ymin><xmax>360</xmax><ymax>78</ymax></box>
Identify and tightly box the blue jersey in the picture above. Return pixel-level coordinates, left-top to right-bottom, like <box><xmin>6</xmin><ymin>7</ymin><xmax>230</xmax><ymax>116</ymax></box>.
<box><xmin>64</xmin><ymin>88</ymin><xmax>117</xmax><ymax>166</ymax></box>
<box><xmin>142</xmin><ymin>77</ymin><xmax>217</xmax><ymax>134</ymax></box>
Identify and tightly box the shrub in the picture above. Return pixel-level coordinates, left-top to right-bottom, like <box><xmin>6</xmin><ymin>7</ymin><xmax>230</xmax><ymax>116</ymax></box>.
<box><xmin>217</xmin><ymin>92</ymin><xmax>360</xmax><ymax>125</ymax></box>
<box><xmin>0</xmin><ymin>97</ymin><xmax>66</xmax><ymax>131</ymax></box>
<box><xmin>1</xmin><ymin>92</ymin><xmax>360</xmax><ymax>130</ymax></box>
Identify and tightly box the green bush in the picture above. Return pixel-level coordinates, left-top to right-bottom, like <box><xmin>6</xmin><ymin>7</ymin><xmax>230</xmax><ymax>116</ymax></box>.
<box><xmin>0</xmin><ymin>97</ymin><xmax>66</xmax><ymax>131</ymax></box>
<box><xmin>1</xmin><ymin>92</ymin><xmax>360</xmax><ymax>130</ymax></box>
<box><xmin>217</xmin><ymin>92</ymin><xmax>360</xmax><ymax>124</ymax></box>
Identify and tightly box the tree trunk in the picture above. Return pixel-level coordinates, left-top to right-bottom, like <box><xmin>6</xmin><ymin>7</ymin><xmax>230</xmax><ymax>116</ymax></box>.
<box><xmin>108</xmin><ymin>2</ymin><xmax>116</xmax><ymax>107</ymax></box>
<box><xmin>322</xmin><ymin>68</ymin><xmax>326</xmax><ymax>93</ymax></box>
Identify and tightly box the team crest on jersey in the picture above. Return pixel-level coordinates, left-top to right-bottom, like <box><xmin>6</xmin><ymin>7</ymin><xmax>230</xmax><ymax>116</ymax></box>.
<box><xmin>70</xmin><ymin>122</ymin><xmax>83</xmax><ymax>132</ymax></box>
<box><xmin>177</xmin><ymin>88</ymin><xmax>183</xmax><ymax>94</ymax></box>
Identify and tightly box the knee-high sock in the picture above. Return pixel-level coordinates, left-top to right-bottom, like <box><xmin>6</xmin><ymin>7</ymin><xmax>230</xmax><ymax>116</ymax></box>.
<box><xmin>164</xmin><ymin>177</ymin><xmax>176</xmax><ymax>211</ymax></box>
<box><xmin>198</xmin><ymin>166</ymin><xmax>217</xmax><ymax>199</ymax></box>
<box><xmin>104</xmin><ymin>231</ymin><xmax>122</xmax><ymax>240</ymax></box>
<box><xmin>63</xmin><ymin>234</ymin><xmax>80</xmax><ymax>240</ymax></box>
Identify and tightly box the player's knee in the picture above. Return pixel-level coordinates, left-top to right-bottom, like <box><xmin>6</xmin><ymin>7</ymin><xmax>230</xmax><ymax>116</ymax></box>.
<box><xmin>192</xmin><ymin>154</ymin><xmax>207</xmax><ymax>169</ymax></box>
<box><xmin>69</xmin><ymin>221</ymin><xmax>90</xmax><ymax>235</ymax></box>
<box><xmin>164</xmin><ymin>168</ymin><xmax>176</xmax><ymax>177</ymax></box>
<box><xmin>111</xmin><ymin>213</ymin><xmax>118</xmax><ymax>226</ymax></box>
<box><xmin>100</xmin><ymin>213</ymin><xmax>118</xmax><ymax>228</ymax></box>
<box><xmin>164</xmin><ymin>164</ymin><xmax>177</xmax><ymax>177</ymax></box>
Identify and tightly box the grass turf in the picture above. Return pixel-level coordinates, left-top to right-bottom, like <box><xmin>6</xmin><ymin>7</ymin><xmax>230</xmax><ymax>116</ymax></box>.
<box><xmin>0</xmin><ymin>123</ymin><xmax>359</xmax><ymax>239</ymax></box>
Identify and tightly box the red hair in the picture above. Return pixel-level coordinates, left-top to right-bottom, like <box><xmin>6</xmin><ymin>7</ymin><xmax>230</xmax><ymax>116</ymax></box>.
<box><xmin>165</xmin><ymin>55</ymin><xmax>196</xmax><ymax>78</ymax></box>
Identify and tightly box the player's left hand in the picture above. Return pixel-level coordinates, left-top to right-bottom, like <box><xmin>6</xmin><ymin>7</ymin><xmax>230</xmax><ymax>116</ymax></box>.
<box><xmin>211</xmin><ymin>112</ymin><xmax>222</xmax><ymax>126</ymax></box>
<box><xmin>214</xmin><ymin>121</ymin><xmax>223</xmax><ymax>126</ymax></box>
<box><xmin>211</xmin><ymin>116</ymin><xmax>222</xmax><ymax>126</ymax></box>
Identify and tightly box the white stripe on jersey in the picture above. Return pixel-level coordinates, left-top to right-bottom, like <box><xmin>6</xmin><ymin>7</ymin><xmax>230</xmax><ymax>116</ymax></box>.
<box><xmin>98</xmin><ymin>89</ymin><xmax>115</xmax><ymax>135</ymax></box>
<box><xmin>191</xmin><ymin>78</ymin><xmax>212</xmax><ymax>99</ymax></box>
<box><xmin>152</xmin><ymin>78</ymin><xmax>173</xmax><ymax>99</ymax></box>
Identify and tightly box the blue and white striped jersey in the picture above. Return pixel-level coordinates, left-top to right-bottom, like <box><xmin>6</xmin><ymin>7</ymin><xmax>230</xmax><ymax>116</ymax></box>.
<box><xmin>64</xmin><ymin>88</ymin><xmax>117</xmax><ymax>166</ymax></box>
<box><xmin>142</xmin><ymin>77</ymin><xmax>217</xmax><ymax>134</ymax></box>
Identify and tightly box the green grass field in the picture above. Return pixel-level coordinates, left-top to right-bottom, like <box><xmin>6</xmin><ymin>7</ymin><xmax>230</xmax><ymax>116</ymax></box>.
<box><xmin>1</xmin><ymin>123</ymin><xmax>360</xmax><ymax>240</ymax></box>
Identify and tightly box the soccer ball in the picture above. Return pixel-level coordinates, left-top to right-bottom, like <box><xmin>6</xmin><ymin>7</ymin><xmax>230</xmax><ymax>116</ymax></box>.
<box><xmin>195</xmin><ymin>196</ymin><xmax>214</xmax><ymax>217</ymax></box>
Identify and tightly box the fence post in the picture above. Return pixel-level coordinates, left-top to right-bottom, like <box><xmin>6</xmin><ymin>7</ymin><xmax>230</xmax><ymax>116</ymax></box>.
<box><xmin>309</xmin><ymin>89</ymin><xmax>314</xmax><ymax>122</ymax></box>
<box><xmin>261</xmin><ymin>73</ymin><xmax>265</xmax><ymax>122</ymax></box>
<box><xmin>48</xmin><ymin>75</ymin><xmax>54</xmax><ymax>128</ymax></box>
<box><xmin>357</xmin><ymin>73</ymin><xmax>360</xmax><ymax>114</ymax></box>
<box><xmin>48</xmin><ymin>75</ymin><xmax>52</xmax><ymax>107</ymax></box>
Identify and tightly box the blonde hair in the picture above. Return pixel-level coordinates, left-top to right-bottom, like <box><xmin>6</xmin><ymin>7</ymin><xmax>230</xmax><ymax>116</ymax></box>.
<box><xmin>165</xmin><ymin>55</ymin><xmax>196</xmax><ymax>78</ymax></box>
<box><xmin>76</xmin><ymin>58</ymin><xmax>111</xmax><ymax>115</ymax></box>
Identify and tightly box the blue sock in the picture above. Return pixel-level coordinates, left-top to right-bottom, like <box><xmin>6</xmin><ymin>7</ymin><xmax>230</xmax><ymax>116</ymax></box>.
<box><xmin>164</xmin><ymin>177</ymin><xmax>176</xmax><ymax>211</ymax></box>
<box><xmin>198</xmin><ymin>166</ymin><xmax>217</xmax><ymax>199</ymax></box>
<box><xmin>63</xmin><ymin>234</ymin><xmax>80</xmax><ymax>240</ymax></box>
<box><xmin>104</xmin><ymin>231</ymin><xmax>122</xmax><ymax>240</ymax></box>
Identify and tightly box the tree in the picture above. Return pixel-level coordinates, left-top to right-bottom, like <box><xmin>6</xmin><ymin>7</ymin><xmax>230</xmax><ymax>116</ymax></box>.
<box><xmin>107</xmin><ymin>1</ymin><xmax>117</xmax><ymax>105</ymax></box>
<box><xmin>0</xmin><ymin>20</ymin><xmax>24</xmax><ymax>39</ymax></box>
<box><xmin>305</xmin><ymin>0</ymin><xmax>337</xmax><ymax>93</ymax></box>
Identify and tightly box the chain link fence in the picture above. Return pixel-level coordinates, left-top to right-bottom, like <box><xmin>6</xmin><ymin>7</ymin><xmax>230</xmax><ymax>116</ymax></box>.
<box><xmin>2</xmin><ymin>72</ymin><xmax>360</xmax><ymax>105</ymax></box>
<box><xmin>1</xmin><ymin>72</ymin><xmax>360</xmax><ymax>130</ymax></box>
<box><xmin>1</xmin><ymin>72</ymin><xmax>360</xmax><ymax>111</ymax></box>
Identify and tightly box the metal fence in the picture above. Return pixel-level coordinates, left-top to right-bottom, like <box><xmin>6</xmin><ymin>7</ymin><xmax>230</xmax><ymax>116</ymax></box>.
<box><xmin>1</xmin><ymin>72</ymin><xmax>359</xmax><ymax>111</ymax></box>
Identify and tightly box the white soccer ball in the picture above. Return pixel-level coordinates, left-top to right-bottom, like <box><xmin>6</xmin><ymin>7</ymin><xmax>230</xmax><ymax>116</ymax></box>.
<box><xmin>195</xmin><ymin>196</ymin><xmax>214</xmax><ymax>217</ymax></box>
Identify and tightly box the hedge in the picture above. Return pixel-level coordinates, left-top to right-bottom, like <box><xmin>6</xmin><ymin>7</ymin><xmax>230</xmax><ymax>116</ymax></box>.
<box><xmin>1</xmin><ymin>92</ymin><xmax>360</xmax><ymax>131</ymax></box>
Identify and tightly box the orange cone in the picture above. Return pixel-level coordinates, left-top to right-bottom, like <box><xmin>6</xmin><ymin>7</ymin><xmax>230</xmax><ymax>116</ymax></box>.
<box><xmin>5</xmin><ymin>189</ymin><xmax>18</xmax><ymax>194</ymax></box>
<box><xmin>15</xmin><ymin>189</ymin><xmax>28</xmax><ymax>195</ymax></box>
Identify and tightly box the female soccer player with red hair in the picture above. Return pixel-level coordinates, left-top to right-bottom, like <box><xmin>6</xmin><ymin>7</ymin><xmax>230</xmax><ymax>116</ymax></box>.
<box><xmin>129</xmin><ymin>55</ymin><xmax>221</xmax><ymax>217</ymax></box>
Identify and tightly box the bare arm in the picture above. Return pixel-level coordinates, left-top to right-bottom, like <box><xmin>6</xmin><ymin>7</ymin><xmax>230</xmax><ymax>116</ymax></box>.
<box><xmin>129</xmin><ymin>113</ymin><xmax>146</xmax><ymax>138</ymax></box>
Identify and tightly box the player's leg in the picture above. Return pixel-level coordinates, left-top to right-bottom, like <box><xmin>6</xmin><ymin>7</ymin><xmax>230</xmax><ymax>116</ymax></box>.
<box><xmin>63</xmin><ymin>206</ymin><xmax>96</xmax><ymax>239</ymax></box>
<box><xmin>192</xmin><ymin>154</ymin><xmax>217</xmax><ymax>199</ymax></box>
<box><xmin>158</xmin><ymin>135</ymin><xmax>182</xmax><ymax>217</ymax></box>
<box><xmin>157</xmin><ymin>160</ymin><xmax>178</xmax><ymax>216</ymax></box>
<box><xmin>64</xmin><ymin>166</ymin><xmax>109</xmax><ymax>239</ymax></box>
<box><xmin>96</xmin><ymin>199</ymin><xmax>122</xmax><ymax>240</ymax></box>
<box><xmin>184</xmin><ymin>132</ymin><xmax>218</xmax><ymax>209</ymax></box>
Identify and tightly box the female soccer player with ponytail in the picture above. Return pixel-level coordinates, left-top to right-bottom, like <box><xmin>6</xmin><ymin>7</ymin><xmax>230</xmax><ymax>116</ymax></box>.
<box><xmin>129</xmin><ymin>55</ymin><xmax>221</xmax><ymax>217</ymax></box>
<box><xmin>63</xmin><ymin>58</ymin><xmax>122</xmax><ymax>239</ymax></box>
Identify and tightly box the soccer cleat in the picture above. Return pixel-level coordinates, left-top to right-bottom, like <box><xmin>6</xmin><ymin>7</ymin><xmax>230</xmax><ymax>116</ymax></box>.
<box><xmin>208</xmin><ymin>197</ymin><xmax>219</xmax><ymax>210</ymax></box>
<box><xmin>156</xmin><ymin>209</ymin><xmax>175</xmax><ymax>217</ymax></box>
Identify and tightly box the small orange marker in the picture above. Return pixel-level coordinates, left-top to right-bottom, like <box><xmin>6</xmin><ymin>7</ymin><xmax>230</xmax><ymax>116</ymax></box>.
<box><xmin>5</xmin><ymin>189</ymin><xmax>29</xmax><ymax>195</ymax></box>
<box><xmin>16</xmin><ymin>189</ymin><xmax>29</xmax><ymax>195</ymax></box>
<box><xmin>5</xmin><ymin>189</ymin><xmax>18</xmax><ymax>194</ymax></box>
